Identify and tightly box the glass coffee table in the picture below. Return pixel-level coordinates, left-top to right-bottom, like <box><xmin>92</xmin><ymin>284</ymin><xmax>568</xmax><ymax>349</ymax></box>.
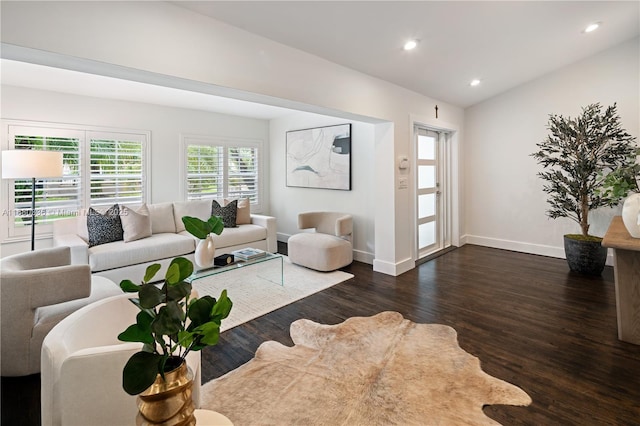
<box><xmin>186</xmin><ymin>251</ymin><xmax>283</xmax><ymax>286</ymax></box>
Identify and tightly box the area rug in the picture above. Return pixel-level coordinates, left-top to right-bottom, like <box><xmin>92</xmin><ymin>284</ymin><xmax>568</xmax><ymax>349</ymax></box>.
<box><xmin>192</xmin><ymin>256</ymin><xmax>353</xmax><ymax>331</ymax></box>
<box><xmin>201</xmin><ymin>311</ymin><xmax>532</xmax><ymax>425</ymax></box>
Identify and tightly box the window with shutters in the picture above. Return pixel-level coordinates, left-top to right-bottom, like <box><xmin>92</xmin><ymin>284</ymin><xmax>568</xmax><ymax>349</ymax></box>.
<box><xmin>2</xmin><ymin>122</ymin><xmax>149</xmax><ymax>240</ymax></box>
<box><xmin>89</xmin><ymin>134</ymin><xmax>145</xmax><ymax>207</ymax></box>
<box><xmin>183</xmin><ymin>135</ymin><xmax>262</xmax><ymax>210</ymax></box>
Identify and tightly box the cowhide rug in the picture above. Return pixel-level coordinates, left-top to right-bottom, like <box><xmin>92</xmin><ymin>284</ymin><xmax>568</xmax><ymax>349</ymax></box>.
<box><xmin>201</xmin><ymin>311</ymin><xmax>531</xmax><ymax>425</ymax></box>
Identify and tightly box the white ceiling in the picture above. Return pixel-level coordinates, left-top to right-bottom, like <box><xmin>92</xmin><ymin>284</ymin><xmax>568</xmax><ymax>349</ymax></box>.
<box><xmin>0</xmin><ymin>59</ymin><xmax>296</xmax><ymax>120</ymax></box>
<box><xmin>174</xmin><ymin>1</ymin><xmax>640</xmax><ymax>108</ymax></box>
<box><xmin>2</xmin><ymin>1</ymin><xmax>638</xmax><ymax>117</ymax></box>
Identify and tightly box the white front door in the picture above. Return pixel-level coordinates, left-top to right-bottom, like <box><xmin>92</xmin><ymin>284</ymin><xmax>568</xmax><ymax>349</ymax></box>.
<box><xmin>415</xmin><ymin>127</ymin><xmax>449</xmax><ymax>259</ymax></box>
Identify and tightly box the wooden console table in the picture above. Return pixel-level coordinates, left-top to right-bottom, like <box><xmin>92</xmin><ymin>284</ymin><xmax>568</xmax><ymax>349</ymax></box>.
<box><xmin>602</xmin><ymin>216</ymin><xmax>640</xmax><ymax>345</ymax></box>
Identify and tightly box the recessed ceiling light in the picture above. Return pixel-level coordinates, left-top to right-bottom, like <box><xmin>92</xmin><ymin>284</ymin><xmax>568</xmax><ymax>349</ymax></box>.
<box><xmin>403</xmin><ymin>40</ymin><xmax>418</xmax><ymax>51</ymax></box>
<box><xmin>470</xmin><ymin>79</ymin><xmax>481</xmax><ymax>87</ymax></box>
<box><xmin>584</xmin><ymin>22</ymin><xmax>600</xmax><ymax>33</ymax></box>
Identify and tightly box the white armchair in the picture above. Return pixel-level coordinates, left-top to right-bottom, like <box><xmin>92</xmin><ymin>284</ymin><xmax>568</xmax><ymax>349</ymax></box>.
<box><xmin>288</xmin><ymin>212</ymin><xmax>353</xmax><ymax>271</ymax></box>
<box><xmin>0</xmin><ymin>246</ymin><xmax>121</xmax><ymax>376</ymax></box>
<box><xmin>41</xmin><ymin>293</ymin><xmax>202</xmax><ymax>426</ymax></box>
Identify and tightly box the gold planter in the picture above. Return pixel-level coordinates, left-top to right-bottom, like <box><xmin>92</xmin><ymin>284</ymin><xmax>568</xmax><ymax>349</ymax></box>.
<box><xmin>136</xmin><ymin>361</ymin><xmax>196</xmax><ymax>426</ymax></box>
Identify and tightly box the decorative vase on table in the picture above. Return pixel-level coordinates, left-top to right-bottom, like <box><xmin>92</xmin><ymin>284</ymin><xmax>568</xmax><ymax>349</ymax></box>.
<box><xmin>182</xmin><ymin>215</ymin><xmax>224</xmax><ymax>268</ymax></box>
<box><xmin>136</xmin><ymin>359</ymin><xmax>195</xmax><ymax>426</ymax></box>
<box><xmin>621</xmin><ymin>193</ymin><xmax>640</xmax><ymax>238</ymax></box>
<box><xmin>195</xmin><ymin>234</ymin><xmax>216</xmax><ymax>268</ymax></box>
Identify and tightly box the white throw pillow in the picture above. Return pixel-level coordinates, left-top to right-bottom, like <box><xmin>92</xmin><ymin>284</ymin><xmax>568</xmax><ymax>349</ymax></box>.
<box><xmin>173</xmin><ymin>200</ymin><xmax>214</xmax><ymax>233</ymax></box>
<box><xmin>148</xmin><ymin>202</ymin><xmax>176</xmax><ymax>234</ymax></box>
<box><xmin>120</xmin><ymin>204</ymin><xmax>152</xmax><ymax>243</ymax></box>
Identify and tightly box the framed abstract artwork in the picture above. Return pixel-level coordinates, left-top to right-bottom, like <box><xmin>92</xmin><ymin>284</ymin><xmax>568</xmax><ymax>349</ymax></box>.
<box><xmin>286</xmin><ymin>123</ymin><xmax>351</xmax><ymax>190</ymax></box>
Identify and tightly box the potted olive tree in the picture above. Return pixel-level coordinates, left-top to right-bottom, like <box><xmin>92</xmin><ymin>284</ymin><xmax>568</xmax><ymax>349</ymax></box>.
<box><xmin>531</xmin><ymin>103</ymin><xmax>637</xmax><ymax>275</ymax></box>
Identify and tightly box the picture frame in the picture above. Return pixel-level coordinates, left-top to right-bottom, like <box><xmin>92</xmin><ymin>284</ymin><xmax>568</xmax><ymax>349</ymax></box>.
<box><xmin>286</xmin><ymin>123</ymin><xmax>351</xmax><ymax>190</ymax></box>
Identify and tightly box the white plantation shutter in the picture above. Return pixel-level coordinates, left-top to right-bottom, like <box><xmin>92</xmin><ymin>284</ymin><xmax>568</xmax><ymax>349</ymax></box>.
<box><xmin>228</xmin><ymin>146</ymin><xmax>259</xmax><ymax>202</ymax></box>
<box><xmin>10</xmin><ymin>129</ymin><xmax>82</xmax><ymax>228</ymax></box>
<box><xmin>183</xmin><ymin>135</ymin><xmax>262</xmax><ymax>208</ymax></box>
<box><xmin>4</xmin><ymin>123</ymin><xmax>149</xmax><ymax>239</ymax></box>
<box><xmin>186</xmin><ymin>144</ymin><xmax>224</xmax><ymax>200</ymax></box>
<box><xmin>89</xmin><ymin>133</ymin><xmax>145</xmax><ymax>206</ymax></box>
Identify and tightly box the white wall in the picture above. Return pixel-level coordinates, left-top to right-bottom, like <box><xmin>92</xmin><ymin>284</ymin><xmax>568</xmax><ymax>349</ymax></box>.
<box><xmin>464</xmin><ymin>37</ymin><xmax>640</xmax><ymax>260</ymax></box>
<box><xmin>0</xmin><ymin>1</ymin><xmax>465</xmax><ymax>275</ymax></box>
<box><xmin>269</xmin><ymin>113</ymin><xmax>376</xmax><ymax>264</ymax></box>
<box><xmin>1</xmin><ymin>85</ymin><xmax>270</xmax><ymax>256</ymax></box>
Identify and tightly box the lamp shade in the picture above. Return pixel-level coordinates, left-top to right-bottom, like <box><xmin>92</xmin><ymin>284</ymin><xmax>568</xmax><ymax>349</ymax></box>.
<box><xmin>1</xmin><ymin>150</ymin><xmax>64</xmax><ymax>179</ymax></box>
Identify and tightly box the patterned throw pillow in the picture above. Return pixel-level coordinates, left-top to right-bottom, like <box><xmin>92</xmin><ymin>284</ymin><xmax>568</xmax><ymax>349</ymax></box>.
<box><xmin>212</xmin><ymin>199</ymin><xmax>237</xmax><ymax>228</ymax></box>
<box><xmin>87</xmin><ymin>204</ymin><xmax>124</xmax><ymax>247</ymax></box>
<box><xmin>225</xmin><ymin>198</ymin><xmax>251</xmax><ymax>225</ymax></box>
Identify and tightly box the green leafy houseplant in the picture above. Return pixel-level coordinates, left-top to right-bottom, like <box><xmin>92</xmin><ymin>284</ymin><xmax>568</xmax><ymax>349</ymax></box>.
<box><xmin>596</xmin><ymin>159</ymin><xmax>640</xmax><ymax>202</ymax></box>
<box><xmin>182</xmin><ymin>215</ymin><xmax>224</xmax><ymax>239</ymax></box>
<box><xmin>118</xmin><ymin>257</ymin><xmax>232</xmax><ymax>395</ymax></box>
<box><xmin>182</xmin><ymin>215</ymin><xmax>225</xmax><ymax>268</ymax></box>
<box><xmin>531</xmin><ymin>103</ymin><xmax>637</xmax><ymax>239</ymax></box>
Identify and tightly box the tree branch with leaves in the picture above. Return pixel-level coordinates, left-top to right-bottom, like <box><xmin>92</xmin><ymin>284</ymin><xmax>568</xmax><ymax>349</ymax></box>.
<box><xmin>531</xmin><ymin>103</ymin><xmax>637</xmax><ymax>237</ymax></box>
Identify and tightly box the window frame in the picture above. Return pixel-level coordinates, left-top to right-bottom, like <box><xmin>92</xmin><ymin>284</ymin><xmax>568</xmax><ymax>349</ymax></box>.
<box><xmin>1</xmin><ymin>120</ymin><xmax>151</xmax><ymax>243</ymax></box>
<box><xmin>180</xmin><ymin>134</ymin><xmax>264</xmax><ymax>213</ymax></box>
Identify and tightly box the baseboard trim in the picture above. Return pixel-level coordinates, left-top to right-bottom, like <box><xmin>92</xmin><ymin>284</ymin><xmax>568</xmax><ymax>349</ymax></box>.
<box><xmin>353</xmin><ymin>250</ymin><xmax>374</xmax><ymax>265</ymax></box>
<box><xmin>462</xmin><ymin>234</ymin><xmax>614</xmax><ymax>266</ymax></box>
<box><xmin>373</xmin><ymin>256</ymin><xmax>414</xmax><ymax>276</ymax></box>
<box><xmin>277</xmin><ymin>233</ymin><xmax>291</xmax><ymax>242</ymax></box>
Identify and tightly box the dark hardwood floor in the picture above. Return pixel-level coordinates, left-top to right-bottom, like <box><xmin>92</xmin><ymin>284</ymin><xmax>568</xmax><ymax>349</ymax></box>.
<box><xmin>3</xmin><ymin>244</ymin><xmax>640</xmax><ymax>425</ymax></box>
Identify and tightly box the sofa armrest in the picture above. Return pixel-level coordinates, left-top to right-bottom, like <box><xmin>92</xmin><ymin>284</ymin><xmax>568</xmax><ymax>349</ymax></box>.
<box><xmin>53</xmin><ymin>233</ymin><xmax>89</xmax><ymax>265</ymax></box>
<box><xmin>53</xmin><ymin>217</ymin><xmax>77</xmax><ymax>236</ymax></box>
<box><xmin>250</xmin><ymin>214</ymin><xmax>277</xmax><ymax>253</ymax></box>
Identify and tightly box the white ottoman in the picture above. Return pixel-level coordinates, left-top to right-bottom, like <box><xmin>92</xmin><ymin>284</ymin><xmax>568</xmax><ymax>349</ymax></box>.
<box><xmin>288</xmin><ymin>232</ymin><xmax>353</xmax><ymax>272</ymax></box>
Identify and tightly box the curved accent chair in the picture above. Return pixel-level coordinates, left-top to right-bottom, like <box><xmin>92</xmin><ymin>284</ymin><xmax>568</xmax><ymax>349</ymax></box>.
<box><xmin>0</xmin><ymin>246</ymin><xmax>121</xmax><ymax>376</ymax></box>
<box><xmin>40</xmin><ymin>293</ymin><xmax>202</xmax><ymax>426</ymax></box>
<box><xmin>288</xmin><ymin>212</ymin><xmax>353</xmax><ymax>272</ymax></box>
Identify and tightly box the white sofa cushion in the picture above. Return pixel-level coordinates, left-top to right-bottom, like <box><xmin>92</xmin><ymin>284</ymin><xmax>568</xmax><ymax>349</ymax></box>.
<box><xmin>173</xmin><ymin>200</ymin><xmax>213</xmax><ymax>233</ymax></box>
<box><xmin>179</xmin><ymin>224</ymin><xmax>267</xmax><ymax>249</ymax></box>
<box><xmin>89</xmin><ymin>234</ymin><xmax>195</xmax><ymax>272</ymax></box>
<box><xmin>148</xmin><ymin>202</ymin><xmax>176</xmax><ymax>234</ymax></box>
<box><xmin>288</xmin><ymin>232</ymin><xmax>353</xmax><ymax>272</ymax></box>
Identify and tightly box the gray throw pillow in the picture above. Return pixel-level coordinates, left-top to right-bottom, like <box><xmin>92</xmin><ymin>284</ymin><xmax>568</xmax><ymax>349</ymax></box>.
<box><xmin>87</xmin><ymin>204</ymin><xmax>124</xmax><ymax>247</ymax></box>
<box><xmin>212</xmin><ymin>199</ymin><xmax>237</xmax><ymax>228</ymax></box>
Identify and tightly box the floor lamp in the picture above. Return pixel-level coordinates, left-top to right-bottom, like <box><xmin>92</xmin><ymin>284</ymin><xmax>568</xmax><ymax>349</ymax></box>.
<box><xmin>1</xmin><ymin>150</ymin><xmax>64</xmax><ymax>250</ymax></box>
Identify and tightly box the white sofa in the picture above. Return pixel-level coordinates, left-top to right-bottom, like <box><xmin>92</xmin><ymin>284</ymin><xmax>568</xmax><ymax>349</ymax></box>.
<box><xmin>53</xmin><ymin>199</ymin><xmax>277</xmax><ymax>284</ymax></box>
